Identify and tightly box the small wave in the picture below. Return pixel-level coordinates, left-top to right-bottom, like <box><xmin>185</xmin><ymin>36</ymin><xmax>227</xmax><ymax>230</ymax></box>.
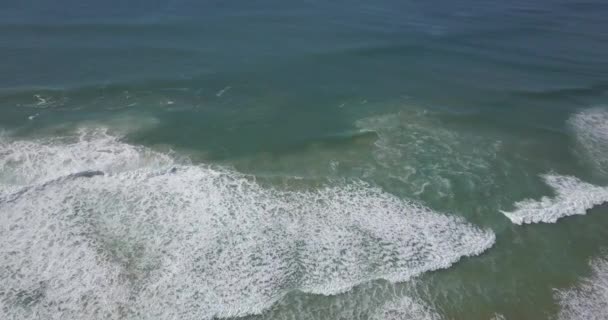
<box><xmin>501</xmin><ymin>174</ymin><xmax>608</xmax><ymax>225</ymax></box>
<box><xmin>556</xmin><ymin>255</ymin><xmax>608</xmax><ymax>320</ymax></box>
<box><xmin>372</xmin><ymin>296</ymin><xmax>442</xmax><ymax>320</ymax></box>
<box><xmin>490</xmin><ymin>313</ymin><xmax>506</xmax><ymax>320</ymax></box>
<box><xmin>502</xmin><ymin>108</ymin><xmax>608</xmax><ymax>225</ymax></box>
<box><xmin>0</xmin><ymin>129</ymin><xmax>494</xmax><ymax>319</ymax></box>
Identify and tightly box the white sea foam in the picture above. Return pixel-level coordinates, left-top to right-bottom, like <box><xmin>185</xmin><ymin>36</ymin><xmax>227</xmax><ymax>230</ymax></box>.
<box><xmin>372</xmin><ymin>296</ymin><xmax>442</xmax><ymax>320</ymax></box>
<box><xmin>0</xmin><ymin>130</ymin><xmax>494</xmax><ymax>319</ymax></box>
<box><xmin>569</xmin><ymin>107</ymin><xmax>608</xmax><ymax>175</ymax></box>
<box><xmin>256</xmin><ymin>281</ymin><xmax>441</xmax><ymax>320</ymax></box>
<box><xmin>502</xmin><ymin>108</ymin><xmax>608</xmax><ymax>225</ymax></box>
<box><xmin>0</xmin><ymin>128</ymin><xmax>172</xmax><ymax>187</ymax></box>
<box><xmin>490</xmin><ymin>313</ymin><xmax>506</xmax><ymax>320</ymax></box>
<box><xmin>356</xmin><ymin>110</ymin><xmax>502</xmax><ymax>201</ymax></box>
<box><xmin>501</xmin><ymin>174</ymin><xmax>608</xmax><ymax>224</ymax></box>
<box><xmin>556</xmin><ymin>255</ymin><xmax>608</xmax><ymax>320</ymax></box>
<box><xmin>216</xmin><ymin>85</ymin><xmax>231</xmax><ymax>97</ymax></box>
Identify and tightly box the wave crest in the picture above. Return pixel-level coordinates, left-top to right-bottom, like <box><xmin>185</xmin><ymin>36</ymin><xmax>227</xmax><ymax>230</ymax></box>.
<box><xmin>501</xmin><ymin>174</ymin><xmax>608</xmax><ymax>224</ymax></box>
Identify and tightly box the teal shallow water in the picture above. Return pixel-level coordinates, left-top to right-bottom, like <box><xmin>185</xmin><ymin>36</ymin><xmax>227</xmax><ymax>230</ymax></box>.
<box><xmin>1</xmin><ymin>1</ymin><xmax>608</xmax><ymax>319</ymax></box>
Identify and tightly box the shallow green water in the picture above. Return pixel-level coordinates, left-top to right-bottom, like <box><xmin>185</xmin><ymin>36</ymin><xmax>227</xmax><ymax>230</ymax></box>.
<box><xmin>1</xmin><ymin>1</ymin><xmax>608</xmax><ymax>319</ymax></box>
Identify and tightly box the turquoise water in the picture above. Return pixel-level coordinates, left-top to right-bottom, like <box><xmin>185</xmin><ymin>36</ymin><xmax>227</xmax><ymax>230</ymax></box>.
<box><xmin>1</xmin><ymin>1</ymin><xmax>608</xmax><ymax>319</ymax></box>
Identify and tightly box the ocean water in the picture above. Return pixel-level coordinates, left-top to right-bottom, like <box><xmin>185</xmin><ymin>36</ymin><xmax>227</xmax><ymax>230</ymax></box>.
<box><xmin>1</xmin><ymin>1</ymin><xmax>608</xmax><ymax>319</ymax></box>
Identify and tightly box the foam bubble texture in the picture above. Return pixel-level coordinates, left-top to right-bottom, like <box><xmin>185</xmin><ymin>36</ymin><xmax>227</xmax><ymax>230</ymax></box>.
<box><xmin>0</xmin><ymin>128</ymin><xmax>172</xmax><ymax>187</ymax></box>
<box><xmin>252</xmin><ymin>281</ymin><xmax>442</xmax><ymax>320</ymax></box>
<box><xmin>371</xmin><ymin>296</ymin><xmax>442</xmax><ymax>320</ymax></box>
<box><xmin>0</xmin><ymin>131</ymin><xmax>494</xmax><ymax>319</ymax></box>
<box><xmin>501</xmin><ymin>175</ymin><xmax>608</xmax><ymax>225</ymax></box>
<box><xmin>490</xmin><ymin>313</ymin><xmax>506</xmax><ymax>320</ymax></box>
<box><xmin>569</xmin><ymin>107</ymin><xmax>608</xmax><ymax>175</ymax></box>
<box><xmin>355</xmin><ymin>110</ymin><xmax>502</xmax><ymax>200</ymax></box>
<box><xmin>556</xmin><ymin>255</ymin><xmax>608</xmax><ymax>320</ymax></box>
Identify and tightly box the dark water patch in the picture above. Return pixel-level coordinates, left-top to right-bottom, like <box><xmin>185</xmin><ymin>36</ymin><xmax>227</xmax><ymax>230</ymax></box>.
<box><xmin>1</xmin><ymin>170</ymin><xmax>104</xmax><ymax>204</ymax></box>
<box><xmin>512</xmin><ymin>83</ymin><xmax>608</xmax><ymax>100</ymax></box>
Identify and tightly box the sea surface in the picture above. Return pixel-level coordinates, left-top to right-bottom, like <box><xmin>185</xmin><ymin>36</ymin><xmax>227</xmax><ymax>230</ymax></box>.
<box><xmin>1</xmin><ymin>1</ymin><xmax>608</xmax><ymax>319</ymax></box>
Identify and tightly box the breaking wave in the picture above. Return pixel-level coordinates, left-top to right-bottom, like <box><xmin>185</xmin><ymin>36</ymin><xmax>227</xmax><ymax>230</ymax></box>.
<box><xmin>501</xmin><ymin>174</ymin><xmax>608</xmax><ymax>225</ymax></box>
<box><xmin>503</xmin><ymin>108</ymin><xmax>608</xmax><ymax>225</ymax></box>
<box><xmin>0</xmin><ymin>129</ymin><xmax>494</xmax><ymax>319</ymax></box>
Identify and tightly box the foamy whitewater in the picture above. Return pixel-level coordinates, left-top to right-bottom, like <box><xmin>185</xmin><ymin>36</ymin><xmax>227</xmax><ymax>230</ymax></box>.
<box><xmin>356</xmin><ymin>110</ymin><xmax>502</xmax><ymax>201</ymax></box>
<box><xmin>502</xmin><ymin>108</ymin><xmax>608</xmax><ymax>225</ymax></box>
<box><xmin>259</xmin><ymin>281</ymin><xmax>444</xmax><ymax>320</ymax></box>
<box><xmin>501</xmin><ymin>174</ymin><xmax>608</xmax><ymax>225</ymax></box>
<box><xmin>569</xmin><ymin>107</ymin><xmax>608</xmax><ymax>176</ymax></box>
<box><xmin>371</xmin><ymin>296</ymin><xmax>441</xmax><ymax>320</ymax></box>
<box><xmin>500</xmin><ymin>108</ymin><xmax>608</xmax><ymax>318</ymax></box>
<box><xmin>556</xmin><ymin>255</ymin><xmax>608</xmax><ymax>320</ymax></box>
<box><xmin>0</xmin><ymin>129</ymin><xmax>494</xmax><ymax>319</ymax></box>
